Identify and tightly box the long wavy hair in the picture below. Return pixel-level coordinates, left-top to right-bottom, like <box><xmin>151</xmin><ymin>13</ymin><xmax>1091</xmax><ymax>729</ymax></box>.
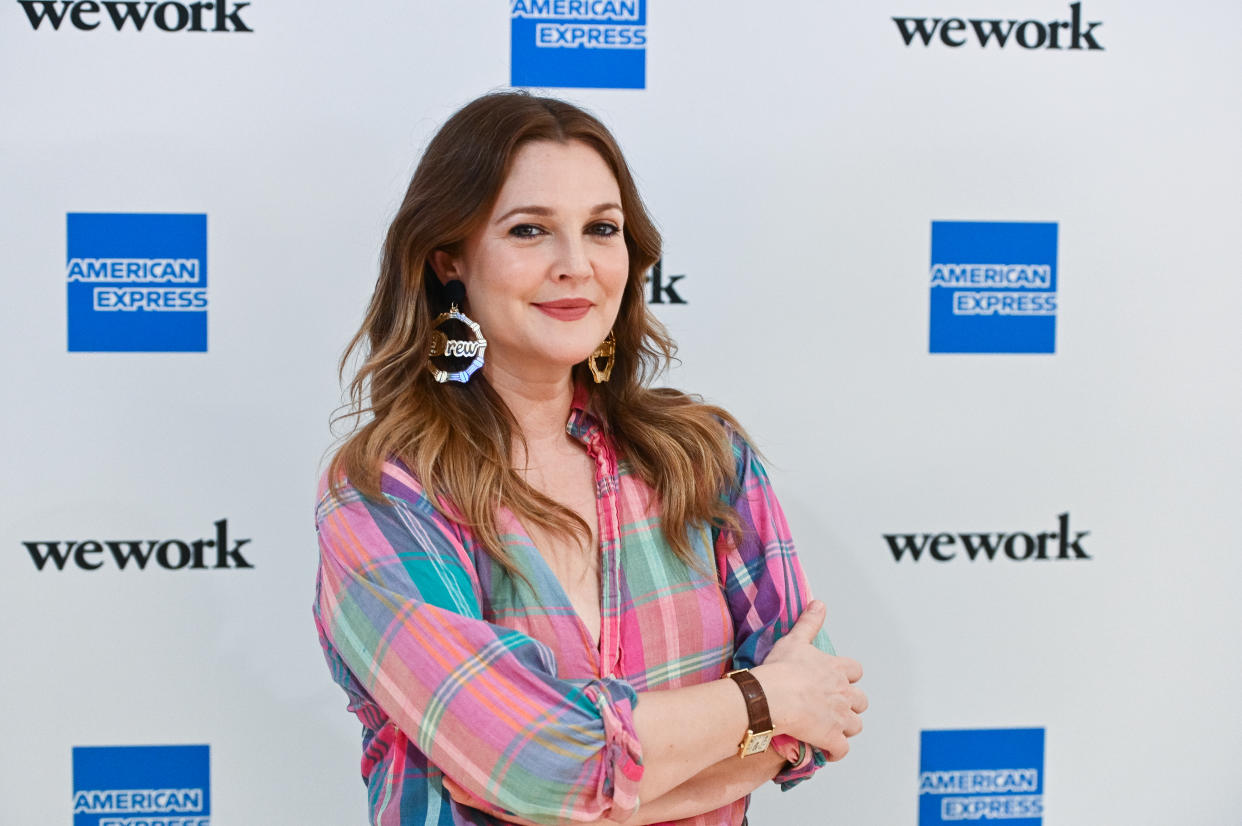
<box><xmin>331</xmin><ymin>91</ymin><xmax>746</xmax><ymax>573</ymax></box>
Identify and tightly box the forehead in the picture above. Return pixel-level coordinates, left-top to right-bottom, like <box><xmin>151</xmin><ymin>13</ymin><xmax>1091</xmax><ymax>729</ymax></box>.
<box><xmin>492</xmin><ymin>139</ymin><xmax>621</xmax><ymax>212</ymax></box>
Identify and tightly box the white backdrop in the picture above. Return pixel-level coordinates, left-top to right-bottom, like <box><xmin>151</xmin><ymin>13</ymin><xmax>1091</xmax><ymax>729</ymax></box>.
<box><xmin>2</xmin><ymin>1</ymin><xmax>1240</xmax><ymax>824</ymax></box>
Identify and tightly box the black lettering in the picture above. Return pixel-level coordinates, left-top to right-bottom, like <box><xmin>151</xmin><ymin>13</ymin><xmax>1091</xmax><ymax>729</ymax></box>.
<box><xmin>213</xmin><ymin>518</ymin><xmax>254</xmax><ymax>568</ymax></box>
<box><xmin>187</xmin><ymin>0</ymin><xmax>211</xmax><ymax>30</ymax></box>
<box><xmin>928</xmin><ymin>532</ymin><xmax>957</xmax><ymax>560</ymax></box>
<box><xmin>939</xmin><ymin>18</ymin><xmax>966</xmax><ymax>47</ymax></box>
<box><xmin>17</xmin><ymin>0</ymin><xmax>72</xmax><ymax>29</ymax></box>
<box><xmin>888</xmin><ymin>516</ymin><xmax>1091</xmax><ymax>563</ymax></box>
<box><xmin>884</xmin><ymin>533</ymin><xmax>930</xmax><ymax>561</ymax></box>
<box><xmin>1069</xmin><ymin>1</ymin><xmax>1103</xmax><ymax>50</ymax></box>
<box><xmin>1057</xmin><ymin>512</ymin><xmax>1091</xmax><ymax>558</ymax></box>
<box><xmin>74</xmin><ymin>539</ymin><xmax>105</xmax><ymax>569</ymax></box>
<box><xmin>26</xmin><ymin>525</ymin><xmax>252</xmax><ymax>571</ymax></box>
<box><xmin>959</xmin><ymin>533</ymin><xmax>1005</xmax><ymax>561</ymax></box>
<box><xmin>153</xmin><ymin>1</ymin><xmax>188</xmax><ymax>30</ymax></box>
<box><xmin>1047</xmin><ymin>20</ymin><xmax>1069</xmax><ymax>49</ymax></box>
<box><xmin>156</xmin><ymin>539</ymin><xmax>192</xmax><ymax>568</ymax></box>
<box><xmin>23</xmin><ymin>541</ymin><xmax>74</xmax><ymax>570</ymax></box>
<box><xmin>106</xmin><ymin>540</ymin><xmax>156</xmax><ymax>569</ymax></box>
<box><xmin>23</xmin><ymin>0</ymin><xmax>250</xmax><ymax>32</ymax></box>
<box><xmin>70</xmin><ymin>0</ymin><xmax>101</xmax><ymax>29</ymax></box>
<box><xmin>647</xmin><ymin>259</ymin><xmax>686</xmax><ymax>304</ymax></box>
<box><xmin>190</xmin><ymin>537</ymin><xmax>212</xmax><ymax>568</ymax></box>
<box><xmin>1015</xmin><ymin>20</ymin><xmax>1047</xmax><ymax>49</ymax></box>
<box><xmin>969</xmin><ymin>19</ymin><xmax>1015</xmax><ymax>48</ymax></box>
<box><xmin>1004</xmin><ymin>532</ymin><xmax>1036</xmax><ymax>560</ymax></box>
<box><xmin>214</xmin><ymin>0</ymin><xmax>250</xmax><ymax>32</ymax></box>
<box><xmin>103</xmin><ymin>1</ymin><xmax>155</xmax><ymax>30</ymax></box>
<box><xmin>892</xmin><ymin>16</ymin><xmax>941</xmax><ymax>46</ymax></box>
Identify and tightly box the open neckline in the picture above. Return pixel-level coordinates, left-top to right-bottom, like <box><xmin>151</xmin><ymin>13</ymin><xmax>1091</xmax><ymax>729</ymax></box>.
<box><xmin>524</xmin><ymin>529</ymin><xmax>605</xmax><ymax>653</ymax></box>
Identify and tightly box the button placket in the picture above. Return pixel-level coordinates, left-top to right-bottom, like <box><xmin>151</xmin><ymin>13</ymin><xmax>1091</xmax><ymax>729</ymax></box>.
<box><xmin>587</xmin><ymin>428</ymin><xmax>623</xmax><ymax>677</ymax></box>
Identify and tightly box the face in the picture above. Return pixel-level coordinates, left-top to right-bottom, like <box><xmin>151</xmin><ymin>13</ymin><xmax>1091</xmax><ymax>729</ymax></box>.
<box><xmin>434</xmin><ymin>139</ymin><xmax>628</xmax><ymax>385</ymax></box>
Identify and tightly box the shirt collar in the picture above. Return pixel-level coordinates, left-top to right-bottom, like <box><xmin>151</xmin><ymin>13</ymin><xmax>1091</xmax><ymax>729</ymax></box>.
<box><xmin>566</xmin><ymin>384</ymin><xmax>603</xmax><ymax>448</ymax></box>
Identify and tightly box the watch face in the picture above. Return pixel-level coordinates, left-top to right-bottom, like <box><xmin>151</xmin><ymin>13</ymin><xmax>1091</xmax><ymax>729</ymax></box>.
<box><xmin>743</xmin><ymin>731</ymin><xmax>773</xmax><ymax>756</ymax></box>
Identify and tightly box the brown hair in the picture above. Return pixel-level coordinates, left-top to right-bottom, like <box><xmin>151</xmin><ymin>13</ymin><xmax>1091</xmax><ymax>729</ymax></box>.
<box><xmin>331</xmin><ymin>90</ymin><xmax>745</xmax><ymax>572</ymax></box>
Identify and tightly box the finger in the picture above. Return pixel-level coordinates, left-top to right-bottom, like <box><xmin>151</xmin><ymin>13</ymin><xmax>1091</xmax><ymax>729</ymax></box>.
<box><xmin>823</xmin><ymin>734</ymin><xmax>850</xmax><ymax>762</ymax></box>
<box><xmin>835</xmin><ymin>656</ymin><xmax>863</xmax><ymax>683</ymax></box>
<box><xmin>441</xmin><ymin>776</ymin><xmax>467</xmax><ymax>803</ymax></box>
<box><xmin>849</xmin><ymin>687</ymin><xmax>869</xmax><ymax>714</ymax></box>
<box><xmin>785</xmin><ymin>600</ymin><xmax>826</xmax><ymax>643</ymax></box>
<box><xmin>843</xmin><ymin>712</ymin><xmax>864</xmax><ymax>738</ymax></box>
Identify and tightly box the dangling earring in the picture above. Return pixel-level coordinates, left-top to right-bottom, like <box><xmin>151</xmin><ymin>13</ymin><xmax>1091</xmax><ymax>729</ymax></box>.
<box><xmin>427</xmin><ymin>279</ymin><xmax>487</xmax><ymax>383</ymax></box>
<box><xmin>587</xmin><ymin>331</ymin><xmax>616</xmax><ymax>384</ymax></box>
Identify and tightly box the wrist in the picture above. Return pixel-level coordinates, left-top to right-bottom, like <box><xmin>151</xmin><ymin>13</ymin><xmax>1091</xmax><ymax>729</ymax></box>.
<box><xmin>726</xmin><ymin>668</ymin><xmax>774</xmax><ymax>757</ymax></box>
<box><xmin>749</xmin><ymin>663</ymin><xmax>792</xmax><ymax>736</ymax></box>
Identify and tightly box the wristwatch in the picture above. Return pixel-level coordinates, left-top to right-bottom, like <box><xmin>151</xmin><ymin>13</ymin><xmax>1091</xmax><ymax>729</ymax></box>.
<box><xmin>726</xmin><ymin>668</ymin><xmax>774</xmax><ymax>757</ymax></box>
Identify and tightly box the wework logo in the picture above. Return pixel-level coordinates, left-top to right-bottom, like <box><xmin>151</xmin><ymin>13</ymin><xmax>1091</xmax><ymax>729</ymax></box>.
<box><xmin>893</xmin><ymin>2</ymin><xmax>1102</xmax><ymax>50</ymax></box>
<box><xmin>646</xmin><ymin>259</ymin><xmax>686</xmax><ymax>305</ymax></box>
<box><xmin>17</xmin><ymin>1</ymin><xmax>253</xmax><ymax>32</ymax></box>
<box><xmin>885</xmin><ymin>513</ymin><xmax>1090</xmax><ymax>562</ymax></box>
<box><xmin>23</xmin><ymin>519</ymin><xmax>254</xmax><ymax>571</ymax></box>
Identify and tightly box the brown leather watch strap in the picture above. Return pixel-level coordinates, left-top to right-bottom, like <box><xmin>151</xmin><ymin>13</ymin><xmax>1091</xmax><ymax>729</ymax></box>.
<box><xmin>727</xmin><ymin>669</ymin><xmax>773</xmax><ymax>735</ymax></box>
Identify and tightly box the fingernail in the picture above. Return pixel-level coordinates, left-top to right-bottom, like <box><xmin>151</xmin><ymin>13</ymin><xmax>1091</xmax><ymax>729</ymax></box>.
<box><xmin>810</xmin><ymin>600</ymin><xmax>825</xmax><ymax>612</ymax></box>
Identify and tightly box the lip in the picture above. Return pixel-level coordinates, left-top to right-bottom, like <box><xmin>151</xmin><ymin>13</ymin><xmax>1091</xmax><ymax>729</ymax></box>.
<box><xmin>533</xmin><ymin>298</ymin><xmax>593</xmax><ymax>321</ymax></box>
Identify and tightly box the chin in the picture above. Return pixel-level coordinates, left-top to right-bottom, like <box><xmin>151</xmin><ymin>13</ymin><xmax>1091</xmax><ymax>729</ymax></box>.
<box><xmin>553</xmin><ymin>348</ymin><xmax>599</xmax><ymax>369</ymax></box>
<box><xmin>540</xmin><ymin>335</ymin><xmax>604</xmax><ymax>366</ymax></box>
<box><xmin>500</xmin><ymin>334</ymin><xmax>605</xmax><ymax>376</ymax></box>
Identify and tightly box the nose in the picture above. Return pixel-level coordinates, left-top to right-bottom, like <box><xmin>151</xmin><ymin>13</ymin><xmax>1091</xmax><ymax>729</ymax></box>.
<box><xmin>555</xmin><ymin>235</ymin><xmax>593</xmax><ymax>281</ymax></box>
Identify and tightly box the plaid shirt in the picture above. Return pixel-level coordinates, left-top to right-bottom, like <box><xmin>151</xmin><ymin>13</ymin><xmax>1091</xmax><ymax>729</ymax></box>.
<box><xmin>314</xmin><ymin>401</ymin><xmax>833</xmax><ymax>825</ymax></box>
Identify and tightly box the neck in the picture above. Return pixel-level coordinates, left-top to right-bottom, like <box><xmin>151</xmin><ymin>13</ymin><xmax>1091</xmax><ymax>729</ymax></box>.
<box><xmin>484</xmin><ymin>362</ymin><xmax>576</xmax><ymax>466</ymax></box>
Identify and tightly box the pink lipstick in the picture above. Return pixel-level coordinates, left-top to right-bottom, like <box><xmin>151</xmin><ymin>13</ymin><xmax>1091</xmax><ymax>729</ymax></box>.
<box><xmin>534</xmin><ymin>298</ymin><xmax>592</xmax><ymax>321</ymax></box>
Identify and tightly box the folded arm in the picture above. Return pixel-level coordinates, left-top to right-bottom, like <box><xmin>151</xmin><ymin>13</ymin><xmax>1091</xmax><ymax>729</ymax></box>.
<box><xmin>315</xmin><ymin>456</ymin><xmax>864</xmax><ymax>825</ymax></box>
<box><xmin>715</xmin><ymin>433</ymin><xmax>842</xmax><ymax>787</ymax></box>
<box><xmin>602</xmin><ymin>749</ymin><xmax>790</xmax><ymax>825</ymax></box>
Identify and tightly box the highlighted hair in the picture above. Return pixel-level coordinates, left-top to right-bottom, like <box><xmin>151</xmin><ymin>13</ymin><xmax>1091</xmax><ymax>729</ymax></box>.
<box><xmin>331</xmin><ymin>91</ymin><xmax>745</xmax><ymax>573</ymax></box>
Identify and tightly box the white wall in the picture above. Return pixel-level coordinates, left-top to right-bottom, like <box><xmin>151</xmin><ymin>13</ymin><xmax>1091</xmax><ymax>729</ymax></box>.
<box><xmin>2</xmin><ymin>1</ymin><xmax>1238</xmax><ymax>823</ymax></box>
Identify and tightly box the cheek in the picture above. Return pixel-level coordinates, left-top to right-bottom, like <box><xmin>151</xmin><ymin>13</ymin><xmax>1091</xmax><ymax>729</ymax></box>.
<box><xmin>466</xmin><ymin>248</ymin><xmax>533</xmax><ymax>298</ymax></box>
<box><xmin>603</xmin><ymin>247</ymin><xmax>630</xmax><ymax>292</ymax></box>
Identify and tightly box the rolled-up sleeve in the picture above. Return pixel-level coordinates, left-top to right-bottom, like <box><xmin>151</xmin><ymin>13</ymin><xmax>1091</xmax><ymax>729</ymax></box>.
<box><xmin>314</xmin><ymin>470</ymin><xmax>643</xmax><ymax>824</ymax></box>
<box><xmin>714</xmin><ymin>435</ymin><xmax>835</xmax><ymax>789</ymax></box>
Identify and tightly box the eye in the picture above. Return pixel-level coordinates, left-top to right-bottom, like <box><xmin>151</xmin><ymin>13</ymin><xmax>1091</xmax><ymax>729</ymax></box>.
<box><xmin>588</xmin><ymin>221</ymin><xmax>621</xmax><ymax>238</ymax></box>
<box><xmin>508</xmin><ymin>223</ymin><xmax>545</xmax><ymax>238</ymax></box>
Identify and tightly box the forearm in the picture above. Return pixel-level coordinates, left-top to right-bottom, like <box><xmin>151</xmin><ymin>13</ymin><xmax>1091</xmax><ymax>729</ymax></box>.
<box><xmin>629</xmin><ymin>644</ymin><xmax>832</xmax><ymax>803</ymax></box>
<box><xmin>608</xmin><ymin>750</ymin><xmax>786</xmax><ymax>825</ymax></box>
<box><xmin>630</xmin><ymin>676</ymin><xmax>757</xmax><ymax>803</ymax></box>
<box><xmin>445</xmin><ymin>676</ymin><xmax>762</xmax><ymax>825</ymax></box>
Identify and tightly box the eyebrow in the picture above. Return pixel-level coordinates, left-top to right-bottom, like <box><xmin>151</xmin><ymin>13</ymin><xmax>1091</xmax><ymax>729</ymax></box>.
<box><xmin>494</xmin><ymin>202</ymin><xmax>623</xmax><ymax>223</ymax></box>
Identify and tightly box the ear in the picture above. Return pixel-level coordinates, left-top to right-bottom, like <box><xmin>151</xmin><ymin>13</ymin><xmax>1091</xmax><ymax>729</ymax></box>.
<box><xmin>429</xmin><ymin>249</ymin><xmax>461</xmax><ymax>285</ymax></box>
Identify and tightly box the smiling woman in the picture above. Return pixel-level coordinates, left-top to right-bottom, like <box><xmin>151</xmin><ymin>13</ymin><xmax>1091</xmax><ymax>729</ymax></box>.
<box><xmin>314</xmin><ymin>91</ymin><xmax>867</xmax><ymax>826</ymax></box>
<box><xmin>429</xmin><ymin>140</ymin><xmax>628</xmax><ymax>388</ymax></box>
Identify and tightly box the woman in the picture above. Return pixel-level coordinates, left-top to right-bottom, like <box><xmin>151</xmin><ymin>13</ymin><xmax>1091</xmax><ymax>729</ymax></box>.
<box><xmin>315</xmin><ymin>91</ymin><xmax>867</xmax><ymax>826</ymax></box>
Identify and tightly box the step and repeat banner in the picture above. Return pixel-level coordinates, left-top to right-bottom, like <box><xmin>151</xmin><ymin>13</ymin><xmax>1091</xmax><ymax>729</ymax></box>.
<box><xmin>2</xmin><ymin>2</ymin><xmax>1239</xmax><ymax>824</ymax></box>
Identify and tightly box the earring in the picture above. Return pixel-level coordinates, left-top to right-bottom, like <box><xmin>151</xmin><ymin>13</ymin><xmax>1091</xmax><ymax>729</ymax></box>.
<box><xmin>427</xmin><ymin>279</ymin><xmax>487</xmax><ymax>383</ymax></box>
<box><xmin>587</xmin><ymin>331</ymin><xmax>616</xmax><ymax>384</ymax></box>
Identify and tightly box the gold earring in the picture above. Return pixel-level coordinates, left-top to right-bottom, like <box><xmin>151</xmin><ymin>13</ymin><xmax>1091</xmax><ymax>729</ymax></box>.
<box><xmin>587</xmin><ymin>331</ymin><xmax>616</xmax><ymax>384</ymax></box>
<box><xmin>427</xmin><ymin>279</ymin><xmax>487</xmax><ymax>383</ymax></box>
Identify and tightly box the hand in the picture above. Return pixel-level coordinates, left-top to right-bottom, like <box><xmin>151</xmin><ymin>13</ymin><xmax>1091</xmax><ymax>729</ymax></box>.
<box><xmin>752</xmin><ymin>601</ymin><xmax>867</xmax><ymax>761</ymax></box>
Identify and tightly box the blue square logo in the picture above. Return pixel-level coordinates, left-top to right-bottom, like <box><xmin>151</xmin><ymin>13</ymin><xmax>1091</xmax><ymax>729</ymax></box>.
<box><xmin>67</xmin><ymin>213</ymin><xmax>208</xmax><ymax>352</ymax></box>
<box><xmin>919</xmin><ymin>728</ymin><xmax>1044</xmax><ymax>825</ymax></box>
<box><xmin>929</xmin><ymin>221</ymin><xmax>1057</xmax><ymax>354</ymax></box>
<box><xmin>72</xmin><ymin>744</ymin><xmax>211</xmax><ymax>826</ymax></box>
<box><xmin>510</xmin><ymin>0</ymin><xmax>646</xmax><ymax>89</ymax></box>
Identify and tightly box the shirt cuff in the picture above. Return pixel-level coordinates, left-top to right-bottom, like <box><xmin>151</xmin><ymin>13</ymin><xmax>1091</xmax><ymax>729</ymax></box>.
<box><xmin>771</xmin><ymin>734</ymin><xmax>826</xmax><ymax>790</ymax></box>
<box><xmin>590</xmin><ymin>680</ymin><xmax>644</xmax><ymax>820</ymax></box>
